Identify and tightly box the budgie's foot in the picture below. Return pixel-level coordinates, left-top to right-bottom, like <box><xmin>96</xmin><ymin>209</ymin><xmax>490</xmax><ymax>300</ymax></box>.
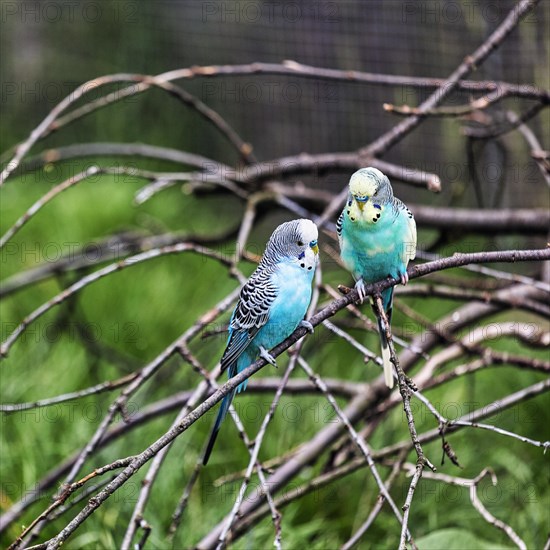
<box><xmin>355</xmin><ymin>279</ymin><xmax>366</xmax><ymax>304</ymax></box>
<box><xmin>299</xmin><ymin>320</ymin><xmax>314</xmax><ymax>334</ymax></box>
<box><xmin>259</xmin><ymin>346</ymin><xmax>277</xmax><ymax>367</ymax></box>
<box><xmin>400</xmin><ymin>272</ymin><xmax>409</xmax><ymax>285</ymax></box>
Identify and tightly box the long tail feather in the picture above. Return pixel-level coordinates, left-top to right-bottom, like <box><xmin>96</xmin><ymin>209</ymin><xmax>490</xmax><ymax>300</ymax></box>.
<box><xmin>377</xmin><ymin>316</ymin><xmax>394</xmax><ymax>388</ymax></box>
<box><xmin>202</xmin><ymin>388</ymin><xmax>237</xmax><ymax>465</ymax></box>
<box><xmin>377</xmin><ymin>287</ymin><xmax>394</xmax><ymax>389</ymax></box>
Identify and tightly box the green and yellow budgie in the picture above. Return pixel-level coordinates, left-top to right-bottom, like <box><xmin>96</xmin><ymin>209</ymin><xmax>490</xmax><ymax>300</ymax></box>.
<box><xmin>337</xmin><ymin>168</ymin><xmax>416</xmax><ymax>388</ymax></box>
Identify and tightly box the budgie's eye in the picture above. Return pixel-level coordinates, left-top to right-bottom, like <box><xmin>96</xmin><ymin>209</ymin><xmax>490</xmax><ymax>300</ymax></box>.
<box><xmin>297</xmin><ymin>240</ymin><xmax>304</xmax><ymax>246</ymax></box>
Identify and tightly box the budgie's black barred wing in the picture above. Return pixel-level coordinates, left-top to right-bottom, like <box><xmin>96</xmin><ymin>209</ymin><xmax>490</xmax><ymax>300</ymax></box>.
<box><xmin>220</xmin><ymin>270</ymin><xmax>278</xmax><ymax>372</ymax></box>
<box><xmin>336</xmin><ymin>210</ymin><xmax>344</xmax><ymax>236</ymax></box>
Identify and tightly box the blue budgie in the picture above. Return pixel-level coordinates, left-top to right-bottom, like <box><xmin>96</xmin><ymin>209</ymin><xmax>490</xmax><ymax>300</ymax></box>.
<box><xmin>337</xmin><ymin>168</ymin><xmax>416</xmax><ymax>388</ymax></box>
<box><xmin>203</xmin><ymin>219</ymin><xmax>319</xmax><ymax>464</ymax></box>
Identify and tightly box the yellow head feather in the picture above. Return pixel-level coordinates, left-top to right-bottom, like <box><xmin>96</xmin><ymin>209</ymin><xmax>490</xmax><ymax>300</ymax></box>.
<box><xmin>349</xmin><ymin>168</ymin><xmax>385</xmax><ymax>198</ymax></box>
<box><xmin>346</xmin><ymin>168</ymin><xmax>387</xmax><ymax>225</ymax></box>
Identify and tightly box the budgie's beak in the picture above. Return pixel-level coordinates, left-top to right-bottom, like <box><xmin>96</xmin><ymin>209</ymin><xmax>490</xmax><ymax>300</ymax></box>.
<box><xmin>354</xmin><ymin>195</ymin><xmax>368</xmax><ymax>211</ymax></box>
<box><xmin>309</xmin><ymin>240</ymin><xmax>319</xmax><ymax>255</ymax></box>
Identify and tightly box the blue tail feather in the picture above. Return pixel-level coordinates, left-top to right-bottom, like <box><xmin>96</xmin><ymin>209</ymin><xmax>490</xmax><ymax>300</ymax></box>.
<box><xmin>202</xmin><ymin>388</ymin><xmax>237</xmax><ymax>465</ymax></box>
<box><xmin>381</xmin><ymin>286</ymin><xmax>394</xmax><ymax>314</ymax></box>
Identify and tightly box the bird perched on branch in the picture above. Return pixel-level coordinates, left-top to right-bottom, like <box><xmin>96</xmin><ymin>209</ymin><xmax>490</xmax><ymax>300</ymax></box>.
<box><xmin>337</xmin><ymin>168</ymin><xmax>416</xmax><ymax>388</ymax></box>
<box><xmin>203</xmin><ymin>219</ymin><xmax>319</xmax><ymax>464</ymax></box>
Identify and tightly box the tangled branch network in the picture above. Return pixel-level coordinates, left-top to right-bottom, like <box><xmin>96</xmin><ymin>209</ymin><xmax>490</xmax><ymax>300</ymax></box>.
<box><xmin>1</xmin><ymin>1</ymin><xmax>549</xmax><ymax>548</ymax></box>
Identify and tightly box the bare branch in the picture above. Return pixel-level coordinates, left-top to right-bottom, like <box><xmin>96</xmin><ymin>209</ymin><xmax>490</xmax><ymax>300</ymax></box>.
<box><xmin>1</xmin><ymin>243</ymin><xmax>235</xmax><ymax>357</ymax></box>
<box><xmin>469</xmin><ymin>469</ymin><xmax>527</xmax><ymax>550</ymax></box>
<box><xmin>463</xmin><ymin>102</ymin><xmax>547</xmax><ymax>140</ymax></box>
<box><xmin>341</xmin><ymin>450</ymin><xmax>409</xmax><ymax>550</ymax></box>
<box><xmin>17</xmin><ymin>142</ymin><xmax>233</xmax><ymax>177</ymax></box>
<box><xmin>409</xmin><ymin>204</ymin><xmax>550</xmax><ymax>234</ymax></box>
<box><xmin>297</xmin><ymin>356</ymin><xmax>410</xmax><ymax>540</ymax></box>
<box><xmin>8</xmin><ymin>457</ymin><xmax>136</xmax><ymax>550</ymax></box>
<box><xmin>361</xmin><ymin>0</ymin><xmax>542</xmax><ymax>157</ymax></box>
<box><xmin>0</xmin><ymin>373</ymin><xmax>137</xmax><ymax>412</ymax></box>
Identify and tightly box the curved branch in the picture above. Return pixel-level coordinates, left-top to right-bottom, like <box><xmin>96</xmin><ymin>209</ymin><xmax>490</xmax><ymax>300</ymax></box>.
<box><xmin>0</xmin><ymin>243</ymin><xmax>234</xmax><ymax>357</ymax></box>
<box><xmin>0</xmin><ymin>227</ymin><xmax>241</xmax><ymax>299</ymax></box>
<box><xmin>16</xmin><ymin>143</ymin><xmax>233</xmax><ymax>177</ymax></box>
<box><xmin>0</xmin><ymin>73</ymin><xmax>254</xmax><ymax>184</ymax></box>
<box><xmin>409</xmin><ymin>205</ymin><xmax>550</xmax><ymax>234</ymax></box>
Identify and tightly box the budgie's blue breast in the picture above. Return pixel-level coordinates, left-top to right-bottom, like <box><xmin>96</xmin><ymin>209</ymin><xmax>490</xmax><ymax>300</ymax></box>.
<box><xmin>233</xmin><ymin>259</ymin><xmax>314</xmax><ymax>390</ymax></box>
<box><xmin>249</xmin><ymin>260</ymin><xmax>313</xmax><ymax>351</ymax></box>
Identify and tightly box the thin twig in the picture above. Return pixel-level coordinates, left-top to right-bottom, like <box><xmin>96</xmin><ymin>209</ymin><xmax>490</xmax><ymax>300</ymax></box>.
<box><xmin>0</xmin><ymin>373</ymin><xmax>137</xmax><ymax>412</ymax></box>
<box><xmin>341</xmin><ymin>450</ymin><xmax>409</xmax><ymax>550</ymax></box>
<box><xmin>360</xmin><ymin>0</ymin><xmax>542</xmax><ymax>158</ymax></box>
<box><xmin>1</xmin><ymin>243</ymin><xmax>235</xmax><ymax>357</ymax></box>
<box><xmin>470</xmin><ymin>469</ymin><xmax>527</xmax><ymax>550</ymax></box>
<box><xmin>8</xmin><ymin>457</ymin><xmax>136</xmax><ymax>550</ymax></box>
<box><xmin>297</xmin><ymin>356</ymin><xmax>412</xmax><ymax>542</ymax></box>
